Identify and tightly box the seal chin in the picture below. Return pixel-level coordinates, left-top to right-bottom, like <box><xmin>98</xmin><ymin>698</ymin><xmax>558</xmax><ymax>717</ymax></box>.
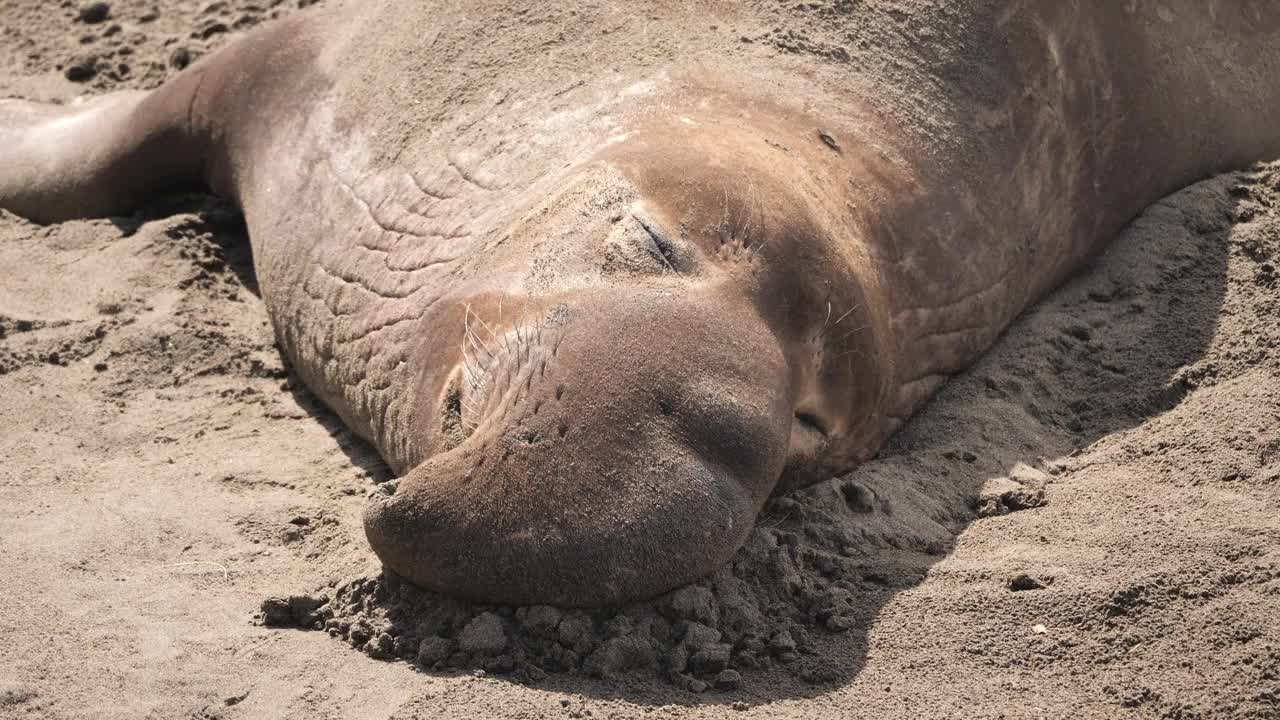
<box><xmin>363</xmin><ymin>442</ymin><xmax>759</xmax><ymax>607</ymax></box>
<box><xmin>364</xmin><ymin>287</ymin><xmax>793</xmax><ymax>606</ymax></box>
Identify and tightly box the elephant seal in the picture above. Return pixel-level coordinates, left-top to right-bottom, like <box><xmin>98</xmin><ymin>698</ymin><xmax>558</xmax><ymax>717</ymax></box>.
<box><xmin>3</xmin><ymin>1</ymin><xmax>1279</xmax><ymax>607</ymax></box>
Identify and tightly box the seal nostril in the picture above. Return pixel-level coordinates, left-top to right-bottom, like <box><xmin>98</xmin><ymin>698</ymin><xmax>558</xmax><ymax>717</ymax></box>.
<box><xmin>558</xmin><ymin>422</ymin><xmax>568</xmax><ymax>438</ymax></box>
<box><xmin>795</xmin><ymin>412</ymin><xmax>829</xmax><ymax>437</ymax></box>
<box><xmin>555</xmin><ymin>384</ymin><xmax>565</xmax><ymax>401</ymax></box>
<box><xmin>658</xmin><ymin>398</ymin><xmax>674</xmax><ymax>416</ymax></box>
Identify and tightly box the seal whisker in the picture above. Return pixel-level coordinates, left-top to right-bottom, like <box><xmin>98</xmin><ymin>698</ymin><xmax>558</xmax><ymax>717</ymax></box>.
<box><xmin>514</xmin><ymin>316</ymin><xmax>527</xmax><ymax>364</ymax></box>
<box><xmin>810</xmin><ymin>301</ymin><xmax>833</xmax><ymax>343</ymax></box>
<box><xmin>735</xmin><ymin>173</ymin><xmax>764</xmax><ymax>257</ymax></box>
<box><xmin>501</xmin><ymin>321</ymin><xmax>514</xmax><ymax>355</ymax></box>
<box><xmin>465</xmin><ymin>313</ymin><xmax>488</xmax><ymax>351</ymax></box>
<box><xmin>534</xmin><ymin>300</ymin><xmax>545</xmax><ymax>346</ymax></box>
<box><xmin>721</xmin><ymin>186</ymin><xmax>730</xmax><ymax>227</ymax></box>
<box><xmin>463</xmin><ymin>307</ymin><xmax>497</xmax><ymax>361</ymax></box>
<box><xmin>827</xmin><ymin>304</ymin><xmax>861</xmax><ymax>335</ymax></box>
<box><xmin>835</xmin><ymin>323</ymin><xmax>871</xmax><ymax>345</ymax></box>
<box><xmin>465</xmin><ymin>327</ymin><xmax>494</xmax><ymax>361</ymax></box>
<box><xmin>468</xmin><ymin>307</ymin><xmax>505</xmax><ymax>349</ymax></box>
<box><xmin>461</xmin><ymin>344</ymin><xmax>484</xmax><ymax>380</ymax></box>
<box><xmin>833</xmin><ymin>348</ymin><xmax>868</xmax><ymax>360</ymax></box>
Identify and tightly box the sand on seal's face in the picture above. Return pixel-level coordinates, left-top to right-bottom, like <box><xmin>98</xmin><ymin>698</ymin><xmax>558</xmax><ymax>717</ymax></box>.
<box><xmin>2</xmin><ymin>2</ymin><xmax>1280</xmax><ymax>719</ymax></box>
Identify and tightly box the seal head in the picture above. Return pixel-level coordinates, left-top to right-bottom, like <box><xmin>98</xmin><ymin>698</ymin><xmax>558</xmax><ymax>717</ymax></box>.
<box><xmin>364</xmin><ymin>106</ymin><xmax>893</xmax><ymax>606</ymax></box>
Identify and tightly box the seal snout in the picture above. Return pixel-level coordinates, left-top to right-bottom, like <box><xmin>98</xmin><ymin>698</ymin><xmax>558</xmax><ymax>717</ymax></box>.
<box><xmin>363</xmin><ymin>290</ymin><xmax>793</xmax><ymax>607</ymax></box>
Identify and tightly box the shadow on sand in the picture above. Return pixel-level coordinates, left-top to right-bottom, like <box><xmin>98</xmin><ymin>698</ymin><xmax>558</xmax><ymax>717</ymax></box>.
<box><xmin>230</xmin><ymin>169</ymin><xmax>1253</xmax><ymax>705</ymax></box>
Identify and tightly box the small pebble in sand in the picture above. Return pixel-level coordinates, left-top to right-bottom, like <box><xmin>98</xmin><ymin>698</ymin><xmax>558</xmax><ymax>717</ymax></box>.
<box><xmin>520</xmin><ymin>605</ymin><xmax>562</xmax><ymax>638</ymax></box>
<box><xmin>170</xmin><ymin>47</ymin><xmax>193</xmax><ymax>70</ymax></box>
<box><xmin>689</xmin><ymin>643</ymin><xmax>732</xmax><ymax>674</ymax></box>
<box><xmin>64</xmin><ymin>55</ymin><xmax>97</xmax><ymax>82</ymax></box>
<box><xmin>769</xmin><ymin>630</ymin><xmax>797</xmax><ymax>655</ymax></box>
<box><xmin>78</xmin><ymin>2</ymin><xmax>111</xmax><ymax>24</ymax></box>
<box><xmin>715</xmin><ymin>669</ymin><xmax>742</xmax><ymax>690</ymax></box>
<box><xmin>260</xmin><ymin>595</ymin><xmax>327</xmax><ymax>628</ymax></box>
<box><xmin>1008</xmin><ymin>574</ymin><xmax>1049</xmax><ymax>592</ymax></box>
<box><xmin>839</xmin><ymin>479</ymin><xmax>876</xmax><ymax>512</ymax></box>
<box><xmin>416</xmin><ymin>636</ymin><xmax>453</xmax><ymax>667</ymax></box>
<box><xmin>458</xmin><ymin>612</ymin><xmax>508</xmax><ymax>656</ymax></box>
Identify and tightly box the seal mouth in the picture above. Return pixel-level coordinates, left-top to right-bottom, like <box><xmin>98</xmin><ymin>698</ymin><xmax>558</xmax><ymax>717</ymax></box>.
<box><xmin>455</xmin><ymin>303</ymin><xmax>565</xmax><ymax>440</ymax></box>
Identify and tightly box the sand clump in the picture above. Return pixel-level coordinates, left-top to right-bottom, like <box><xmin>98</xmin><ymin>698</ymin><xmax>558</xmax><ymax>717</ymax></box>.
<box><xmin>267</xmin><ymin>497</ymin><xmax>941</xmax><ymax>690</ymax></box>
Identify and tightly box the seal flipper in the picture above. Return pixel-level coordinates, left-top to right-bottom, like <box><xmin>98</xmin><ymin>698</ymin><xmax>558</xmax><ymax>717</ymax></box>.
<box><xmin>0</xmin><ymin>71</ymin><xmax>210</xmax><ymax>224</ymax></box>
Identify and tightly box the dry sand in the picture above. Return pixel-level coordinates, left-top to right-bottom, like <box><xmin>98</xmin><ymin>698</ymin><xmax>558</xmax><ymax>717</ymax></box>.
<box><xmin>2</xmin><ymin>2</ymin><xmax>1279</xmax><ymax>718</ymax></box>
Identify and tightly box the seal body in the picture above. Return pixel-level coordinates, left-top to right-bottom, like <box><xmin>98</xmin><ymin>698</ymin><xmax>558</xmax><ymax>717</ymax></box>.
<box><xmin>3</xmin><ymin>1</ymin><xmax>1279</xmax><ymax>606</ymax></box>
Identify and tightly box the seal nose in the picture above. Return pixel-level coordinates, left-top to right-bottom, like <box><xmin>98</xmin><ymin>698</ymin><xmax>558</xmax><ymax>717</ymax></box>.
<box><xmin>363</xmin><ymin>290</ymin><xmax>792</xmax><ymax>607</ymax></box>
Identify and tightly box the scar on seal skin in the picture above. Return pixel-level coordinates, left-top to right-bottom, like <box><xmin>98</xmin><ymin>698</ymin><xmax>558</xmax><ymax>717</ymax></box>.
<box><xmin>3</xmin><ymin>1</ymin><xmax>1280</xmax><ymax>607</ymax></box>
